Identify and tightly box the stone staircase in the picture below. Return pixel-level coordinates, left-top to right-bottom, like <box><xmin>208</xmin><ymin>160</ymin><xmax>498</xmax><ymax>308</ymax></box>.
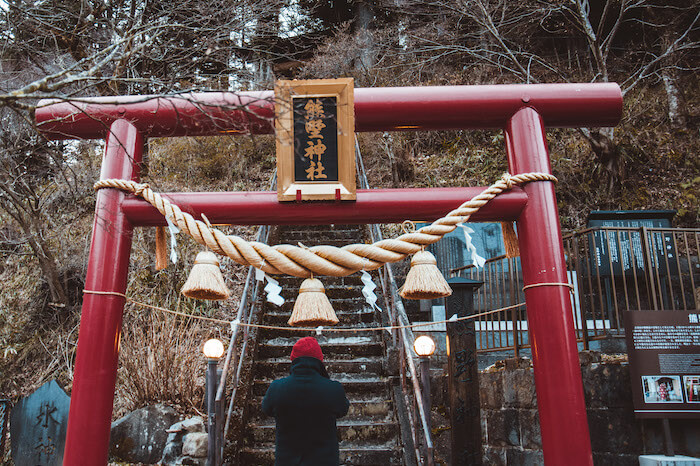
<box><xmin>239</xmin><ymin>225</ymin><xmax>404</xmax><ymax>465</ymax></box>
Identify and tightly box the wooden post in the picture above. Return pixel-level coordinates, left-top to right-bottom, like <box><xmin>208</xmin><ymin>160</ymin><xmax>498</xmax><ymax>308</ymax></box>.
<box><xmin>445</xmin><ymin>277</ymin><xmax>483</xmax><ymax>465</ymax></box>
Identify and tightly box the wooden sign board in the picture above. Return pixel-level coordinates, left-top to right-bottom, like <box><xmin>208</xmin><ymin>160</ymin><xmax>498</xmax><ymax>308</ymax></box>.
<box><xmin>275</xmin><ymin>78</ymin><xmax>356</xmax><ymax>201</ymax></box>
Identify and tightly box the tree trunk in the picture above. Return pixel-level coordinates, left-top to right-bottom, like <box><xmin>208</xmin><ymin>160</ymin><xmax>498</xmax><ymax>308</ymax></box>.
<box><xmin>26</xmin><ymin>234</ymin><xmax>68</xmax><ymax>307</ymax></box>
<box><xmin>662</xmin><ymin>68</ymin><xmax>686</xmax><ymax>126</ymax></box>
<box><xmin>251</xmin><ymin>2</ymin><xmax>281</xmax><ymax>87</ymax></box>
<box><xmin>383</xmin><ymin>133</ymin><xmax>400</xmax><ymax>187</ymax></box>
<box><xmin>355</xmin><ymin>1</ymin><xmax>375</xmax><ymax>72</ymax></box>
<box><xmin>585</xmin><ymin>128</ymin><xmax>622</xmax><ymax>194</ymax></box>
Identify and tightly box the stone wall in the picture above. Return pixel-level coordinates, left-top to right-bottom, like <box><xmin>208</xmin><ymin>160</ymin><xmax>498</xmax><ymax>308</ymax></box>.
<box><xmin>429</xmin><ymin>352</ymin><xmax>700</xmax><ymax>465</ymax></box>
<box><xmin>478</xmin><ymin>353</ymin><xmax>700</xmax><ymax>465</ymax></box>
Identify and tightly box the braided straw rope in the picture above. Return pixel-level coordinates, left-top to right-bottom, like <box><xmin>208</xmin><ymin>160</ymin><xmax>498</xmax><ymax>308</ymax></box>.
<box><xmin>94</xmin><ymin>172</ymin><xmax>556</xmax><ymax>278</ymax></box>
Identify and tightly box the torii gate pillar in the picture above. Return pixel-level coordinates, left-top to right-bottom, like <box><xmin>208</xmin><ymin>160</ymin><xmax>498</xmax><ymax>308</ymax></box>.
<box><xmin>507</xmin><ymin>107</ymin><xmax>592</xmax><ymax>465</ymax></box>
<box><xmin>63</xmin><ymin>120</ymin><xmax>143</xmax><ymax>465</ymax></box>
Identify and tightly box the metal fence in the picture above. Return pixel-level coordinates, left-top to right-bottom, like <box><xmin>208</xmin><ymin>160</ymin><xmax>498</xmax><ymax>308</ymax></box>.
<box><xmin>450</xmin><ymin>227</ymin><xmax>700</xmax><ymax>355</ymax></box>
<box><xmin>0</xmin><ymin>399</ymin><xmax>8</xmax><ymax>457</ymax></box>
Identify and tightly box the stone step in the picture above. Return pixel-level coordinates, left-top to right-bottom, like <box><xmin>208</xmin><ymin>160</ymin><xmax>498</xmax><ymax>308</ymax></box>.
<box><xmin>278</xmin><ymin>224</ymin><xmax>364</xmax><ymax>233</ymax></box>
<box><xmin>278</xmin><ymin>238</ymin><xmax>365</xmax><ymax>248</ymax></box>
<box><xmin>257</xmin><ymin>322</ymin><xmax>384</xmax><ymax>338</ymax></box>
<box><xmin>257</xmin><ymin>336</ymin><xmax>384</xmax><ymax>360</ymax></box>
<box><xmin>246</xmin><ymin>420</ymin><xmax>398</xmax><ymax>444</ymax></box>
<box><xmin>240</xmin><ymin>444</ymin><xmax>403</xmax><ymax>465</ymax></box>
<box><xmin>280</xmin><ymin>228</ymin><xmax>363</xmax><ymax>240</ymax></box>
<box><xmin>275</xmin><ymin>274</ymin><xmax>365</xmax><ymax>289</ymax></box>
<box><xmin>252</xmin><ymin>375</ymin><xmax>390</xmax><ymax>397</ymax></box>
<box><xmin>254</xmin><ymin>357</ymin><xmax>384</xmax><ymax>378</ymax></box>
<box><xmin>268</xmin><ymin>284</ymin><xmax>367</xmax><ymax>300</ymax></box>
<box><xmin>250</xmin><ymin>396</ymin><xmax>393</xmax><ymax>421</ymax></box>
<box><xmin>262</xmin><ymin>308</ymin><xmax>378</xmax><ymax>326</ymax></box>
<box><xmin>268</xmin><ymin>298</ymin><xmax>373</xmax><ymax>315</ymax></box>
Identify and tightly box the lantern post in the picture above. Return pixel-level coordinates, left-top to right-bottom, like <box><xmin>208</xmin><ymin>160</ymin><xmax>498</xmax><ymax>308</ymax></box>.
<box><xmin>203</xmin><ymin>339</ymin><xmax>225</xmax><ymax>465</ymax></box>
<box><xmin>444</xmin><ymin>277</ymin><xmax>483</xmax><ymax>465</ymax></box>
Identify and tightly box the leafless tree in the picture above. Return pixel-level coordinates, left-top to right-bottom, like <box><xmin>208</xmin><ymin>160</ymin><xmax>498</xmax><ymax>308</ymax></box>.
<box><xmin>0</xmin><ymin>0</ymin><xmax>296</xmax><ymax>307</ymax></box>
<box><xmin>395</xmin><ymin>0</ymin><xmax>699</xmax><ymax>190</ymax></box>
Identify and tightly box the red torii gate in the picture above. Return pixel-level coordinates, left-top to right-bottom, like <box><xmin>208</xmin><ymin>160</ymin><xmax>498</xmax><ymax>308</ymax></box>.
<box><xmin>36</xmin><ymin>83</ymin><xmax>622</xmax><ymax>465</ymax></box>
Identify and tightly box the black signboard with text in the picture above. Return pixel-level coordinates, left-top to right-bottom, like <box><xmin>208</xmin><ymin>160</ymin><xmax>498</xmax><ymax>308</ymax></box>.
<box><xmin>586</xmin><ymin>210</ymin><xmax>676</xmax><ymax>277</ymax></box>
<box><xmin>292</xmin><ymin>96</ymin><xmax>339</xmax><ymax>183</ymax></box>
<box><xmin>624</xmin><ymin>310</ymin><xmax>700</xmax><ymax>419</ymax></box>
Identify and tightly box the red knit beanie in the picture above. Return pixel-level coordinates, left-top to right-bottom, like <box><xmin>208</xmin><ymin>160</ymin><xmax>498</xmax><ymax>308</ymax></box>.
<box><xmin>290</xmin><ymin>337</ymin><xmax>324</xmax><ymax>362</ymax></box>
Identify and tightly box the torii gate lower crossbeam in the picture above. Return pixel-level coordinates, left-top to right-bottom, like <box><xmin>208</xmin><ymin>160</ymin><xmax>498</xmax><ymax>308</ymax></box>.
<box><xmin>38</xmin><ymin>84</ymin><xmax>623</xmax><ymax>466</ymax></box>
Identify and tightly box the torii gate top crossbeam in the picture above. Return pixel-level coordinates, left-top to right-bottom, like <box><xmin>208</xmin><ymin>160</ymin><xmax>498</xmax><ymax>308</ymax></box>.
<box><xmin>36</xmin><ymin>83</ymin><xmax>621</xmax><ymax>140</ymax></box>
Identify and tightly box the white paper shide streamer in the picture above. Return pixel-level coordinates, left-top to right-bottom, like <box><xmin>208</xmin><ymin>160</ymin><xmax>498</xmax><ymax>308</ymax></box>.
<box><xmin>256</xmin><ymin>267</ymin><xmax>285</xmax><ymax>306</ymax></box>
<box><xmin>457</xmin><ymin>223</ymin><xmax>486</xmax><ymax>268</ymax></box>
<box><xmin>165</xmin><ymin>217</ymin><xmax>179</xmax><ymax>264</ymax></box>
<box><xmin>360</xmin><ymin>270</ymin><xmax>382</xmax><ymax>312</ymax></box>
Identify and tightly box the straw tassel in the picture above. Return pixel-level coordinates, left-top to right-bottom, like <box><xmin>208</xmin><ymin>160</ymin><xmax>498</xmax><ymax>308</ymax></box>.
<box><xmin>155</xmin><ymin>226</ymin><xmax>168</xmax><ymax>270</ymax></box>
<box><xmin>181</xmin><ymin>251</ymin><xmax>231</xmax><ymax>300</ymax></box>
<box><xmin>399</xmin><ymin>250</ymin><xmax>452</xmax><ymax>300</ymax></box>
<box><xmin>500</xmin><ymin>222</ymin><xmax>520</xmax><ymax>258</ymax></box>
<box><xmin>289</xmin><ymin>278</ymin><xmax>339</xmax><ymax>327</ymax></box>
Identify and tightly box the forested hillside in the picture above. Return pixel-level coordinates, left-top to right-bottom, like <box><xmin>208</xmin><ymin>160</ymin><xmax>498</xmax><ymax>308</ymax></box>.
<box><xmin>0</xmin><ymin>0</ymin><xmax>698</xmax><ymax>440</ymax></box>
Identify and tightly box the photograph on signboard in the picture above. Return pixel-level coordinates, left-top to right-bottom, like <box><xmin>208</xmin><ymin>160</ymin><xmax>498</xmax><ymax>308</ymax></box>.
<box><xmin>684</xmin><ymin>376</ymin><xmax>700</xmax><ymax>403</ymax></box>
<box><xmin>641</xmin><ymin>376</ymin><xmax>683</xmax><ymax>403</ymax></box>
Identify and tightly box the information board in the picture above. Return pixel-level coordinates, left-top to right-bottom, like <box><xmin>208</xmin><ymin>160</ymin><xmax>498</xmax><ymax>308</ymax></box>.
<box><xmin>586</xmin><ymin>210</ymin><xmax>675</xmax><ymax>276</ymax></box>
<box><xmin>624</xmin><ymin>310</ymin><xmax>700</xmax><ymax>418</ymax></box>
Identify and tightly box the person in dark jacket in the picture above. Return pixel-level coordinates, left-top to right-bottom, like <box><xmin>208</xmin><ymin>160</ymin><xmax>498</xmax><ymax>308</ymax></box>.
<box><xmin>262</xmin><ymin>336</ymin><xmax>350</xmax><ymax>466</ymax></box>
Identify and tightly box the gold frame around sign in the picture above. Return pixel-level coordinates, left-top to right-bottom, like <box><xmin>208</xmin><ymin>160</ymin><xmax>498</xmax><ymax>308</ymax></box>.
<box><xmin>275</xmin><ymin>78</ymin><xmax>356</xmax><ymax>201</ymax></box>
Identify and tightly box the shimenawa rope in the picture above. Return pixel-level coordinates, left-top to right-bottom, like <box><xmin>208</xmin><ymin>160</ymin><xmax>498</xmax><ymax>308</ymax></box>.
<box><xmin>94</xmin><ymin>172</ymin><xmax>556</xmax><ymax>278</ymax></box>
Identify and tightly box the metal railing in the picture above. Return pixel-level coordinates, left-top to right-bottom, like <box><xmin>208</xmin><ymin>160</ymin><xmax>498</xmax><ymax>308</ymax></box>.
<box><xmin>450</xmin><ymin>227</ymin><xmax>700</xmax><ymax>355</ymax></box>
<box><xmin>0</xmin><ymin>399</ymin><xmax>9</xmax><ymax>458</ymax></box>
<box><xmin>357</xmin><ymin>140</ymin><xmax>434</xmax><ymax>466</ymax></box>
<box><xmin>214</xmin><ymin>174</ymin><xmax>276</xmax><ymax>464</ymax></box>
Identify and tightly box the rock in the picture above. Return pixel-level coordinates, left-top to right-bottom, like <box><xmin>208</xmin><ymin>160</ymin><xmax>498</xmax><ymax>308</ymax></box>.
<box><xmin>109</xmin><ymin>404</ymin><xmax>180</xmax><ymax>464</ymax></box>
<box><xmin>504</xmin><ymin>357</ymin><xmax>532</xmax><ymax>371</ymax></box>
<box><xmin>171</xmin><ymin>416</ymin><xmax>205</xmax><ymax>434</ymax></box>
<box><xmin>160</xmin><ymin>437</ymin><xmax>182</xmax><ymax>465</ymax></box>
<box><xmin>182</xmin><ymin>432</ymin><xmax>208</xmax><ymax>458</ymax></box>
<box><xmin>578</xmin><ymin>350</ymin><xmax>602</xmax><ymax>365</ymax></box>
<box><xmin>180</xmin><ymin>456</ymin><xmax>206</xmax><ymax>465</ymax></box>
<box><xmin>161</xmin><ymin>417</ymin><xmax>206</xmax><ymax>464</ymax></box>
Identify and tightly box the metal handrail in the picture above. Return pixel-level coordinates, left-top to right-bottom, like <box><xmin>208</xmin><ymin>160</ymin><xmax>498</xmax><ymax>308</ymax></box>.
<box><xmin>214</xmin><ymin>172</ymin><xmax>276</xmax><ymax>464</ymax></box>
<box><xmin>356</xmin><ymin>140</ymin><xmax>434</xmax><ymax>466</ymax></box>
